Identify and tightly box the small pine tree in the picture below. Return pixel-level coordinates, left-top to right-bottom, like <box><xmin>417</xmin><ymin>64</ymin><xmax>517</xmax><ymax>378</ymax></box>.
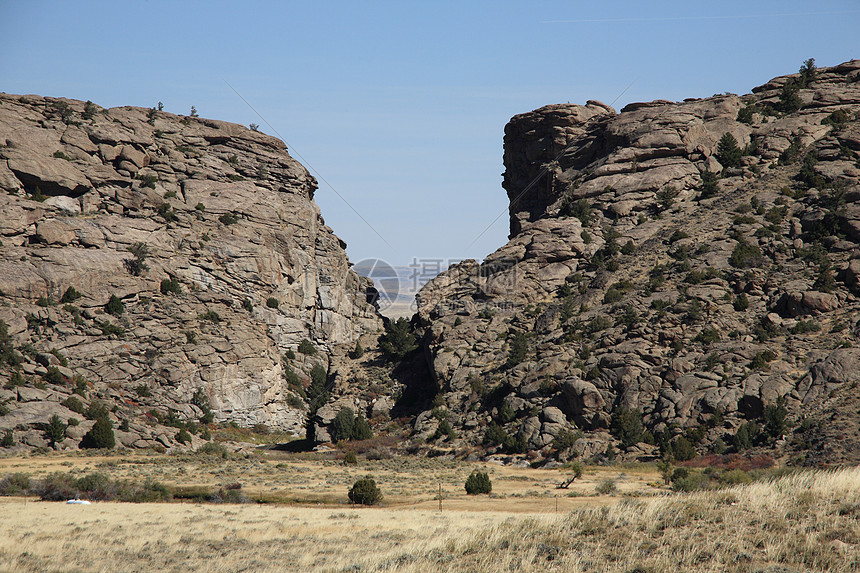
<box><xmin>464</xmin><ymin>470</ymin><xmax>492</xmax><ymax>495</ymax></box>
<box><xmin>798</xmin><ymin>58</ymin><xmax>816</xmax><ymax>88</ymax></box>
<box><xmin>350</xmin><ymin>341</ymin><xmax>364</xmax><ymax>359</ymax></box>
<box><xmin>506</xmin><ymin>332</ymin><xmax>529</xmax><ymax>367</ymax></box>
<box><xmin>716</xmin><ymin>133</ymin><xmax>743</xmax><ymax>168</ymax></box>
<box><xmin>779</xmin><ymin>81</ymin><xmax>802</xmax><ymax>113</ymax></box>
<box><xmin>610</xmin><ymin>407</ymin><xmax>644</xmax><ymax>448</ymax></box>
<box><xmin>351</xmin><ymin>413</ymin><xmax>372</xmax><ymax>441</ymax></box>
<box><xmin>331</xmin><ymin>407</ymin><xmax>356</xmax><ymax>443</ymax></box>
<box><xmin>348</xmin><ymin>476</ymin><xmax>382</xmax><ymax>505</ymax></box>
<box><xmin>45</xmin><ymin>415</ymin><xmax>67</xmax><ymax>445</ymax></box>
<box><xmin>298</xmin><ymin>339</ymin><xmax>316</xmax><ymax>355</ymax></box>
<box><xmin>378</xmin><ymin>318</ymin><xmax>417</xmax><ymax>360</ymax></box>
<box><xmin>1</xmin><ymin>430</ymin><xmax>14</xmax><ymax>447</ymax></box>
<box><xmin>80</xmin><ymin>417</ymin><xmax>115</xmax><ymax>449</ymax></box>
<box><xmin>175</xmin><ymin>428</ymin><xmax>192</xmax><ymax>444</ymax></box>
<box><xmin>699</xmin><ymin>170</ymin><xmax>719</xmax><ymax>199</ymax></box>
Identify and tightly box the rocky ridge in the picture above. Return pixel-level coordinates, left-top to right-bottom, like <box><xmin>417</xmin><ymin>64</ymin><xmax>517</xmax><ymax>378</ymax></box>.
<box><xmin>0</xmin><ymin>94</ymin><xmax>384</xmax><ymax>450</ymax></box>
<box><xmin>416</xmin><ymin>60</ymin><xmax>860</xmax><ymax>465</ymax></box>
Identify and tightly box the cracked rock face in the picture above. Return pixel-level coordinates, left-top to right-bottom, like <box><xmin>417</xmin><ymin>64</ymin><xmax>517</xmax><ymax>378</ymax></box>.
<box><xmin>0</xmin><ymin>94</ymin><xmax>383</xmax><ymax>443</ymax></box>
<box><xmin>417</xmin><ymin>60</ymin><xmax>860</xmax><ymax>464</ymax></box>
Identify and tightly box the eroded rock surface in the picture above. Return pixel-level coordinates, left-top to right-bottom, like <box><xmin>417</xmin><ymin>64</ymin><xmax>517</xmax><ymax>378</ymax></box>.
<box><xmin>0</xmin><ymin>95</ymin><xmax>383</xmax><ymax>448</ymax></box>
<box><xmin>417</xmin><ymin>60</ymin><xmax>860</xmax><ymax>464</ymax></box>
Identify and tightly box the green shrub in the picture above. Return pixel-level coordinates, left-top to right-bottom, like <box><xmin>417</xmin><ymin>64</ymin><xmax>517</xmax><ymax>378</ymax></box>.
<box><xmin>45</xmin><ymin>366</ymin><xmax>65</xmax><ymax>385</ymax></box>
<box><xmin>0</xmin><ymin>472</ymin><xmax>30</xmax><ymax>494</ymax></box>
<box><xmin>60</xmin><ymin>286</ymin><xmax>82</xmax><ymax>303</ymax></box>
<box><xmin>80</xmin><ymin>417</ymin><xmax>115</xmax><ymax>449</ymax></box>
<box><xmin>656</xmin><ymin>187</ymin><xmax>680</xmax><ymax>210</ymax></box>
<box><xmin>156</xmin><ymin>203</ymin><xmax>176</xmax><ymax>222</ymax></box>
<box><xmin>348</xmin><ymin>476</ymin><xmax>382</xmax><ymax>505</ymax></box>
<box><xmin>199</xmin><ymin>310</ymin><xmax>220</xmax><ymax>323</ymax></box>
<box><xmin>736</xmin><ymin>105</ymin><xmax>756</xmax><ymax>124</ymax></box>
<box><xmin>219</xmin><ymin>212</ymin><xmax>239</xmax><ymax>225</ymax></box>
<box><xmin>1</xmin><ymin>430</ymin><xmax>13</xmax><ymax>447</ymax></box>
<box><xmin>298</xmin><ymin>339</ymin><xmax>316</xmax><ymax>355</ymax></box>
<box><xmin>82</xmin><ymin>100</ymin><xmax>98</xmax><ymax>120</ymax></box>
<box><xmin>762</xmin><ymin>399</ymin><xmax>789</xmax><ymax>439</ymax></box>
<box><xmin>552</xmin><ymin>428</ymin><xmax>583</xmax><ymax>450</ymax></box>
<box><xmin>137</xmin><ymin>173</ymin><xmax>158</xmax><ymax>189</ymax></box>
<box><xmin>693</xmin><ymin>327</ymin><xmax>721</xmax><ymax>345</ymax></box>
<box><xmin>790</xmin><ymin>320</ymin><xmax>821</xmax><ymax>335</ymax></box>
<box><xmin>284</xmin><ymin>349</ymin><xmax>296</xmax><ymax>360</ymax></box>
<box><xmin>672</xmin><ymin>471</ymin><xmax>709</xmax><ymax>492</ymax></box>
<box><xmin>160</xmin><ymin>278</ymin><xmax>181</xmax><ymax>295</ymax></box>
<box><xmin>720</xmin><ymin>469</ymin><xmax>753</xmax><ymax>485</ymax></box>
<box><xmin>98</xmin><ymin>320</ymin><xmax>125</xmax><ymax>337</ymax></box>
<box><xmin>595</xmin><ymin>478</ymin><xmax>617</xmax><ymax>495</ymax></box>
<box><xmin>483</xmin><ymin>423</ymin><xmax>509</xmax><ymax>447</ymax></box>
<box><xmin>175</xmin><ymin>428</ymin><xmax>192</xmax><ymax>444</ymax></box>
<box><xmin>105</xmin><ymin>294</ymin><xmax>124</xmax><ymax>316</ymax></box>
<box><xmin>62</xmin><ymin>396</ymin><xmax>85</xmax><ymax>414</ymax></box>
<box><xmin>603</xmin><ymin>288</ymin><xmax>623</xmax><ymax>304</ymax></box>
<box><xmin>242</xmin><ymin>298</ymin><xmax>253</xmax><ymax>312</ymax></box>
<box><xmin>733</xmin><ymin>293</ymin><xmax>750</xmax><ymax>311</ymax></box>
<box><xmin>350</xmin><ymin>341</ymin><xmax>364</xmax><ymax>359</ymax></box>
<box><xmin>610</xmin><ymin>407</ymin><xmax>643</xmax><ymax>448</ymax></box>
<box><xmin>734</xmin><ymin>421</ymin><xmax>759</xmax><ymax>451</ymax></box>
<box><xmin>343</xmin><ymin>451</ymin><xmax>358</xmax><ymax>465</ymax></box>
<box><xmin>85</xmin><ymin>400</ymin><xmax>110</xmax><ymax>421</ymax></box>
<box><xmin>464</xmin><ymin>470</ymin><xmax>492</xmax><ymax>495</ymax></box>
<box><xmin>0</xmin><ymin>320</ymin><xmax>21</xmax><ymax>368</ymax></box>
<box><xmin>750</xmin><ymin>350</ymin><xmax>777</xmax><ymax>370</ymax></box>
<box><xmin>729</xmin><ymin>239</ymin><xmax>765</xmax><ymax>268</ymax></box>
<box><xmin>672</xmin><ymin>436</ymin><xmax>696</xmax><ymax>461</ymax></box>
<box><xmin>822</xmin><ymin>109</ymin><xmax>851</xmax><ymax>127</ymax></box>
<box><xmin>351</xmin><ymin>413</ymin><xmax>373</xmax><ymax>441</ymax></box>
<box><xmin>266</xmin><ymin>297</ymin><xmax>279</xmax><ymax>309</ymax></box>
<box><xmin>560</xmin><ymin>197</ymin><xmax>593</xmax><ymax>226</ymax></box>
<box><xmin>620</xmin><ymin>240</ymin><xmax>636</xmax><ymax>255</ymax></box>
<box><xmin>197</xmin><ymin>442</ymin><xmax>230</xmax><ymax>457</ymax></box>
<box><xmin>307</xmin><ymin>364</ymin><xmax>328</xmax><ymax>413</ymax></box>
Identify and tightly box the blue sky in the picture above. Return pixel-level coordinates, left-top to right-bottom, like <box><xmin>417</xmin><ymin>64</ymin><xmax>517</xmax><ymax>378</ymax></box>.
<box><xmin>2</xmin><ymin>1</ymin><xmax>858</xmax><ymax>269</ymax></box>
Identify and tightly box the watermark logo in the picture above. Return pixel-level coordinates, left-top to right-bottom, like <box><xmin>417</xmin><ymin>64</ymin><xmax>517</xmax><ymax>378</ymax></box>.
<box><xmin>353</xmin><ymin>258</ymin><xmax>400</xmax><ymax>311</ymax></box>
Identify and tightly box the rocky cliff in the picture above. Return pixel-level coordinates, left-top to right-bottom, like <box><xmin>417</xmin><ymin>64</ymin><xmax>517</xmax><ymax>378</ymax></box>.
<box><xmin>0</xmin><ymin>94</ymin><xmax>383</xmax><ymax>449</ymax></box>
<box><xmin>416</xmin><ymin>60</ymin><xmax>860</xmax><ymax>465</ymax></box>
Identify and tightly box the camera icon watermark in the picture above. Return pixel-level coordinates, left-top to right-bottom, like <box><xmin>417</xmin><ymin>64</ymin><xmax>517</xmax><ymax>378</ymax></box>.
<box><xmin>353</xmin><ymin>258</ymin><xmax>401</xmax><ymax>312</ymax></box>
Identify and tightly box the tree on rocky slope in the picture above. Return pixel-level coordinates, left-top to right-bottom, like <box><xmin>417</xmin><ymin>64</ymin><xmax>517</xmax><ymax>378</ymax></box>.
<box><xmin>716</xmin><ymin>133</ymin><xmax>742</xmax><ymax>168</ymax></box>
<box><xmin>379</xmin><ymin>317</ymin><xmax>417</xmax><ymax>360</ymax></box>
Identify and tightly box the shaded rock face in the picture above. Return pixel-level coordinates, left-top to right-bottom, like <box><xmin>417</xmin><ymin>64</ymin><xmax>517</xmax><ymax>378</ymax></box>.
<box><xmin>0</xmin><ymin>94</ymin><xmax>383</xmax><ymax>442</ymax></box>
<box><xmin>418</xmin><ymin>60</ymin><xmax>860</xmax><ymax>463</ymax></box>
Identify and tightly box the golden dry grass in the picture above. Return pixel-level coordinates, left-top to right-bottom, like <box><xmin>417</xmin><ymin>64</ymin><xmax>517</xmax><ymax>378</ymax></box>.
<box><xmin>1</xmin><ymin>452</ymin><xmax>858</xmax><ymax>572</ymax></box>
<box><xmin>0</xmin><ymin>450</ymin><xmax>654</xmax><ymax>510</ymax></box>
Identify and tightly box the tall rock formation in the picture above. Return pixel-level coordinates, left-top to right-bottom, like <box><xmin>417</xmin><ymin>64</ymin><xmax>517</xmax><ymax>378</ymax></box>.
<box><xmin>0</xmin><ymin>94</ymin><xmax>383</xmax><ymax>448</ymax></box>
<box><xmin>417</xmin><ymin>60</ymin><xmax>860</xmax><ymax>464</ymax></box>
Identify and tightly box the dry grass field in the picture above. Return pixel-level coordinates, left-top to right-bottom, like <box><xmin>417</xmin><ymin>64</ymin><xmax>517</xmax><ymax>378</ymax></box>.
<box><xmin>0</xmin><ymin>451</ymin><xmax>858</xmax><ymax>572</ymax></box>
<box><xmin>0</xmin><ymin>449</ymin><xmax>652</xmax><ymax>510</ymax></box>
